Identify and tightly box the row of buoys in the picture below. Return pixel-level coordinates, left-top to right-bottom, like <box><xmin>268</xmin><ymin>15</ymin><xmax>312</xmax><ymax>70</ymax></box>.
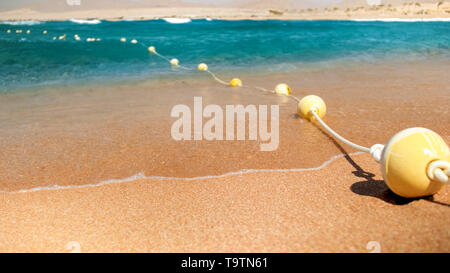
<box><xmin>146</xmin><ymin>44</ymin><xmax>449</xmax><ymax>198</ymax></box>
<box><xmin>4</xmin><ymin>31</ymin><xmax>447</xmax><ymax>198</ymax></box>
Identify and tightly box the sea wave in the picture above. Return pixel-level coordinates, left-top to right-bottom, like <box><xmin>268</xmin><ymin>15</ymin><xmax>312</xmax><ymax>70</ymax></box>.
<box><xmin>162</xmin><ymin>18</ymin><xmax>192</xmax><ymax>24</ymax></box>
<box><xmin>351</xmin><ymin>17</ymin><xmax>450</xmax><ymax>22</ymax></box>
<box><xmin>0</xmin><ymin>20</ymin><xmax>41</xmax><ymax>25</ymax></box>
<box><xmin>69</xmin><ymin>19</ymin><xmax>102</xmax><ymax>24</ymax></box>
<box><xmin>2</xmin><ymin>152</ymin><xmax>363</xmax><ymax>193</ymax></box>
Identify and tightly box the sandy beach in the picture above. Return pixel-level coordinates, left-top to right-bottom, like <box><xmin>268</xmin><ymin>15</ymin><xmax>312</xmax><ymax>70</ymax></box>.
<box><xmin>1</xmin><ymin>0</ymin><xmax>449</xmax><ymax>253</ymax></box>
<box><xmin>0</xmin><ymin>1</ymin><xmax>449</xmax><ymax>21</ymax></box>
<box><xmin>0</xmin><ymin>60</ymin><xmax>449</xmax><ymax>252</ymax></box>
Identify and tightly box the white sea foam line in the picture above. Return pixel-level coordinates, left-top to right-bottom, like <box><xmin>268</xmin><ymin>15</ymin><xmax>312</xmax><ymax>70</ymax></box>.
<box><xmin>69</xmin><ymin>19</ymin><xmax>102</xmax><ymax>24</ymax></box>
<box><xmin>0</xmin><ymin>152</ymin><xmax>364</xmax><ymax>194</ymax></box>
<box><xmin>0</xmin><ymin>20</ymin><xmax>41</xmax><ymax>25</ymax></box>
<box><xmin>162</xmin><ymin>18</ymin><xmax>192</xmax><ymax>24</ymax></box>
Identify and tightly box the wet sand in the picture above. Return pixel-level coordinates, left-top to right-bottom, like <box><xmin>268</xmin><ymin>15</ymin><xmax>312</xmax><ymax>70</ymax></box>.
<box><xmin>0</xmin><ymin>60</ymin><xmax>449</xmax><ymax>252</ymax></box>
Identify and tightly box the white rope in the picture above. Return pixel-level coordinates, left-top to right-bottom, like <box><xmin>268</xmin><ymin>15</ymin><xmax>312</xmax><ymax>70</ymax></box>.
<box><xmin>311</xmin><ymin>109</ymin><xmax>371</xmax><ymax>154</ymax></box>
<box><xmin>206</xmin><ymin>70</ymin><xmax>229</xmax><ymax>86</ymax></box>
<box><xmin>427</xmin><ymin>160</ymin><xmax>450</xmax><ymax>184</ymax></box>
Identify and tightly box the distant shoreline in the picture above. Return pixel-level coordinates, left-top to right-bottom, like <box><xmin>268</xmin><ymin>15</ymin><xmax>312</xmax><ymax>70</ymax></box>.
<box><xmin>0</xmin><ymin>5</ymin><xmax>449</xmax><ymax>22</ymax></box>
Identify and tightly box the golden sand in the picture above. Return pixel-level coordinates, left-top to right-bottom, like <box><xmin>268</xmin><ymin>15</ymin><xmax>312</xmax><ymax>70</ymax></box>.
<box><xmin>0</xmin><ymin>61</ymin><xmax>449</xmax><ymax>252</ymax></box>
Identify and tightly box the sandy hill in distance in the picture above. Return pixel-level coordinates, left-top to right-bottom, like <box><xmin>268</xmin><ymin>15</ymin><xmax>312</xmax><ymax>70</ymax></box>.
<box><xmin>0</xmin><ymin>0</ymin><xmax>448</xmax><ymax>20</ymax></box>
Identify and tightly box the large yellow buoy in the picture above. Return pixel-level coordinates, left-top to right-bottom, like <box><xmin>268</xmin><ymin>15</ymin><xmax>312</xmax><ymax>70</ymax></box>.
<box><xmin>148</xmin><ymin>46</ymin><xmax>156</xmax><ymax>53</ymax></box>
<box><xmin>275</xmin><ymin>83</ymin><xmax>291</xmax><ymax>95</ymax></box>
<box><xmin>380</xmin><ymin>127</ymin><xmax>449</xmax><ymax>198</ymax></box>
<box><xmin>170</xmin><ymin>58</ymin><xmax>179</xmax><ymax>66</ymax></box>
<box><xmin>230</xmin><ymin>78</ymin><xmax>242</xmax><ymax>87</ymax></box>
<box><xmin>298</xmin><ymin>95</ymin><xmax>327</xmax><ymax>120</ymax></box>
<box><xmin>198</xmin><ymin>63</ymin><xmax>208</xmax><ymax>71</ymax></box>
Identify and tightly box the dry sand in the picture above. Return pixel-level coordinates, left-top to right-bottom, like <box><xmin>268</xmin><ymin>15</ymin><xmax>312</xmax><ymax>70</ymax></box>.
<box><xmin>0</xmin><ymin>60</ymin><xmax>449</xmax><ymax>252</ymax></box>
<box><xmin>0</xmin><ymin>1</ymin><xmax>449</xmax><ymax>21</ymax></box>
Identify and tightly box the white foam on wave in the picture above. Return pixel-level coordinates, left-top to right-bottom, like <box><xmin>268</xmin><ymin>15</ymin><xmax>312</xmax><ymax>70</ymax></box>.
<box><xmin>1</xmin><ymin>152</ymin><xmax>363</xmax><ymax>194</ymax></box>
<box><xmin>162</xmin><ymin>18</ymin><xmax>192</xmax><ymax>24</ymax></box>
<box><xmin>70</xmin><ymin>19</ymin><xmax>102</xmax><ymax>24</ymax></box>
<box><xmin>0</xmin><ymin>20</ymin><xmax>41</xmax><ymax>25</ymax></box>
<box><xmin>351</xmin><ymin>17</ymin><xmax>450</xmax><ymax>22</ymax></box>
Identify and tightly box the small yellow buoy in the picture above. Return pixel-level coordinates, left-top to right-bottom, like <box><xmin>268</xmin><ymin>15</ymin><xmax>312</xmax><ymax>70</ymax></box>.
<box><xmin>96</xmin><ymin>38</ymin><xmax>101</xmax><ymax>42</ymax></box>
<box><xmin>16</xmin><ymin>30</ymin><xmax>22</xmax><ymax>34</ymax></box>
<box><xmin>26</xmin><ymin>30</ymin><xmax>30</xmax><ymax>34</ymax></box>
<box><xmin>75</xmin><ymin>36</ymin><xmax>81</xmax><ymax>41</ymax></box>
<box><xmin>131</xmin><ymin>39</ymin><xmax>138</xmax><ymax>44</ymax></box>
<box><xmin>298</xmin><ymin>95</ymin><xmax>327</xmax><ymax>120</ymax></box>
<box><xmin>198</xmin><ymin>63</ymin><xmax>208</xmax><ymax>71</ymax></box>
<box><xmin>53</xmin><ymin>37</ymin><xmax>56</xmax><ymax>40</ymax></box>
<box><xmin>148</xmin><ymin>46</ymin><xmax>156</xmax><ymax>53</ymax></box>
<box><xmin>275</xmin><ymin>83</ymin><xmax>291</xmax><ymax>95</ymax></box>
<box><xmin>170</xmin><ymin>58</ymin><xmax>179</xmax><ymax>66</ymax></box>
<box><xmin>43</xmin><ymin>30</ymin><xmax>47</xmax><ymax>34</ymax></box>
<box><xmin>380</xmin><ymin>127</ymin><xmax>449</xmax><ymax>198</ymax></box>
<box><xmin>59</xmin><ymin>34</ymin><xmax>66</xmax><ymax>40</ymax></box>
<box><xmin>120</xmin><ymin>37</ymin><xmax>126</xmax><ymax>42</ymax></box>
<box><xmin>229</xmin><ymin>78</ymin><xmax>242</xmax><ymax>87</ymax></box>
<box><xmin>7</xmin><ymin>29</ymin><xmax>11</xmax><ymax>33</ymax></box>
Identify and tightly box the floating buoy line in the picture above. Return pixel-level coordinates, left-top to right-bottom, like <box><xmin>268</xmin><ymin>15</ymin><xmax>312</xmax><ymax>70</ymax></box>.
<box><xmin>3</xmin><ymin>28</ymin><xmax>449</xmax><ymax>198</ymax></box>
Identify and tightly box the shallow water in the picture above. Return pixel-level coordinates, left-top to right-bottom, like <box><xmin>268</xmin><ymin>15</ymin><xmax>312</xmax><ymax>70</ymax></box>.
<box><xmin>0</xmin><ymin>60</ymin><xmax>448</xmax><ymax>192</ymax></box>
<box><xmin>0</xmin><ymin>20</ymin><xmax>449</xmax><ymax>192</ymax></box>
<box><xmin>0</xmin><ymin>19</ymin><xmax>449</xmax><ymax>90</ymax></box>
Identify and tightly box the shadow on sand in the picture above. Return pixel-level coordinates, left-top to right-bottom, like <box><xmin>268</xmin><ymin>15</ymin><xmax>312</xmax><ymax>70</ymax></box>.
<box><xmin>305</xmin><ymin>119</ymin><xmax>449</xmax><ymax>207</ymax></box>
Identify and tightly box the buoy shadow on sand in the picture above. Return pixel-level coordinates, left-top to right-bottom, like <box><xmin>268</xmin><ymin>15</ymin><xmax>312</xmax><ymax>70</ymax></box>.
<box><xmin>308</xmin><ymin>118</ymin><xmax>449</xmax><ymax>206</ymax></box>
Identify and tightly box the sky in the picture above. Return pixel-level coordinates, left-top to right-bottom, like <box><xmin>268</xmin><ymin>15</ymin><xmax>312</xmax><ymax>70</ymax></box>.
<box><xmin>0</xmin><ymin>0</ymin><xmax>439</xmax><ymax>11</ymax></box>
<box><xmin>0</xmin><ymin>0</ymin><xmax>346</xmax><ymax>10</ymax></box>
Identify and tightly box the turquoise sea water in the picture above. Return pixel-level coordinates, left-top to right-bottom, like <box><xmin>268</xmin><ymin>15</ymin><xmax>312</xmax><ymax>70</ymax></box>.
<box><xmin>0</xmin><ymin>19</ymin><xmax>449</xmax><ymax>91</ymax></box>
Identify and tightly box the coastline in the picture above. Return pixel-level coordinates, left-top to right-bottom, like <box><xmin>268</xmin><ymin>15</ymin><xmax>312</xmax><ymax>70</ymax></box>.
<box><xmin>0</xmin><ymin>5</ymin><xmax>449</xmax><ymax>22</ymax></box>
<box><xmin>1</xmin><ymin>11</ymin><xmax>449</xmax><ymax>252</ymax></box>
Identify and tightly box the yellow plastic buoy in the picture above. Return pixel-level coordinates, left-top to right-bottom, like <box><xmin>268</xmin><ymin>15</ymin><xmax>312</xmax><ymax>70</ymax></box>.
<box><xmin>148</xmin><ymin>46</ymin><xmax>156</xmax><ymax>53</ymax></box>
<box><xmin>96</xmin><ymin>38</ymin><xmax>101</xmax><ymax>42</ymax></box>
<box><xmin>53</xmin><ymin>37</ymin><xmax>56</xmax><ymax>40</ymax></box>
<box><xmin>7</xmin><ymin>29</ymin><xmax>11</xmax><ymax>33</ymax></box>
<box><xmin>380</xmin><ymin>127</ymin><xmax>449</xmax><ymax>198</ymax></box>
<box><xmin>26</xmin><ymin>30</ymin><xmax>30</xmax><ymax>34</ymax></box>
<box><xmin>120</xmin><ymin>37</ymin><xmax>126</xmax><ymax>42</ymax></box>
<box><xmin>230</xmin><ymin>78</ymin><xmax>242</xmax><ymax>87</ymax></box>
<box><xmin>275</xmin><ymin>83</ymin><xmax>291</xmax><ymax>95</ymax></box>
<box><xmin>170</xmin><ymin>58</ymin><xmax>179</xmax><ymax>66</ymax></box>
<box><xmin>43</xmin><ymin>30</ymin><xmax>47</xmax><ymax>34</ymax></box>
<box><xmin>198</xmin><ymin>63</ymin><xmax>208</xmax><ymax>71</ymax></box>
<box><xmin>131</xmin><ymin>39</ymin><xmax>138</xmax><ymax>44</ymax></box>
<box><xmin>16</xmin><ymin>30</ymin><xmax>22</xmax><ymax>34</ymax></box>
<box><xmin>59</xmin><ymin>34</ymin><xmax>66</xmax><ymax>40</ymax></box>
<box><xmin>298</xmin><ymin>95</ymin><xmax>327</xmax><ymax>120</ymax></box>
<box><xmin>75</xmin><ymin>36</ymin><xmax>81</xmax><ymax>41</ymax></box>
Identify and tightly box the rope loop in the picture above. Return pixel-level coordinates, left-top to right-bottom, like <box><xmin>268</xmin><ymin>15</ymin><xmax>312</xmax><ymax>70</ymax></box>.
<box><xmin>427</xmin><ymin>160</ymin><xmax>450</xmax><ymax>184</ymax></box>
